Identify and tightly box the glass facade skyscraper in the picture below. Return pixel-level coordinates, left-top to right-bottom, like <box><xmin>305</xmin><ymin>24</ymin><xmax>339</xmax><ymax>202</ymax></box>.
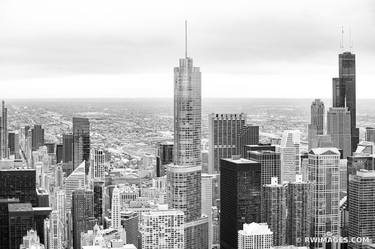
<box><xmin>167</xmin><ymin>23</ymin><xmax>208</xmax><ymax>249</ymax></box>
<box><xmin>332</xmin><ymin>52</ymin><xmax>359</xmax><ymax>154</ymax></box>
<box><xmin>173</xmin><ymin>56</ymin><xmax>201</xmax><ymax>167</ymax></box>
<box><xmin>73</xmin><ymin>117</ymin><xmax>90</xmax><ymax>174</ymax></box>
<box><xmin>220</xmin><ymin>157</ymin><xmax>261</xmax><ymax>249</ymax></box>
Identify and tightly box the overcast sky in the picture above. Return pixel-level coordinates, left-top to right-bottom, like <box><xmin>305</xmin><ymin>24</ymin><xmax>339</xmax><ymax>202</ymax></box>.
<box><xmin>0</xmin><ymin>0</ymin><xmax>374</xmax><ymax>98</ymax></box>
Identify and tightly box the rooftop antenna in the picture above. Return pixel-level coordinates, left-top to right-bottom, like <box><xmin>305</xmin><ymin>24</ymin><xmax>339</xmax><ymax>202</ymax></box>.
<box><xmin>340</xmin><ymin>26</ymin><xmax>344</xmax><ymax>51</ymax></box>
<box><xmin>349</xmin><ymin>28</ymin><xmax>353</xmax><ymax>52</ymax></box>
<box><xmin>185</xmin><ymin>20</ymin><xmax>188</xmax><ymax>58</ymax></box>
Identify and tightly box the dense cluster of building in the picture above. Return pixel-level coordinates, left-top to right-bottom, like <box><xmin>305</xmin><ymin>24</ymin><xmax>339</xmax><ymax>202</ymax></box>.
<box><xmin>0</xmin><ymin>25</ymin><xmax>375</xmax><ymax>249</ymax></box>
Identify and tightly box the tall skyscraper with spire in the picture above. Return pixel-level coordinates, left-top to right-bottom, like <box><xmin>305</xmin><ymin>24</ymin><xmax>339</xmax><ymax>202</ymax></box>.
<box><xmin>173</xmin><ymin>22</ymin><xmax>201</xmax><ymax>167</ymax></box>
<box><xmin>167</xmin><ymin>21</ymin><xmax>208</xmax><ymax>249</ymax></box>
<box><xmin>332</xmin><ymin>51</ymin><xmax>359</xmax><ymax>154</ymax></box>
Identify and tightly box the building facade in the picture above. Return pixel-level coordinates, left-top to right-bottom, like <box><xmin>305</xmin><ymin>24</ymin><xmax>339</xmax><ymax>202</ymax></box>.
<box><xmin>308</xmin><ymin>148</ymin><xmax>340</xmax><ymax>249</ymax></box>
<box><xmin>261</xmin><ymin>177</ymin><xmax>287</xmax><ymax>246</ymax></box>
<box><xmin>327</xmin><ymin>107</ymin><xmax>352</xmax><ymax>158</ymax></box>
<box><xmin>238</xmin><ymin>223</ymin><xmax>273</xmax><ymax>249</ymax></box>
<box><xmin>73</xmin><ymin>117</ymin><xmax>90</xmax><ymax>173</ymax></box>
<box><xmin>208</xmin><ymin>113</ymin><xmax>246</xmax><ymax>174</ymax></box>
<box><xmin>140</xmin><ymin>205</ymin><xmax>184</xmax><ymax>249</ymax></box>
<box><xmin>220</xmin><ymin>157</ymin><xmax>261</xmax><ymax>249</ymax></box>
<box><xmin>348</xmin><ymin>170</ymin><xmax>375</xmax><ymax>249</ymax></box>
<box><xmin>332</xmin><ymin>51</ymin><xmax>359</xmax><ymax>153</ymax></box>
<box><xmin>280</xmin><ymin>130</ymin><xmax>300</xmax><ymax>183</ymax></box>
<box><xmin>286</xmin><ymin>175</ymin><xmax>311</xmax><ymax>247</ymax></box>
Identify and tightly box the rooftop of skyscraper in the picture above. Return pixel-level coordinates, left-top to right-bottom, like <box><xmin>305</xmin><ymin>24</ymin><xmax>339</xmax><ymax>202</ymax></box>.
<box><xmin>238</xmin><ymin>222</ymin><xmax>273</xmax><ymax>235</ymax></box>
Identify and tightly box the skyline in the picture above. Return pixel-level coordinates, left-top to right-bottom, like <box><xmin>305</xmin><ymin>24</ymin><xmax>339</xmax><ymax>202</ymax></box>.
<box><xmin>1</xmin><ymin>0</ymin><xmax>375</xmax><ymax>98</ymax></box>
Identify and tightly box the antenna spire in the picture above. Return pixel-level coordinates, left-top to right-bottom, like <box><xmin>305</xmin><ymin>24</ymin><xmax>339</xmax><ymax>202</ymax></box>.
<box><xmin>340</xmin><ymin>26</ymin><xmax>344</xmax><ymax>50</ymax></box>
<box><xmin>185</xmin><ymin>20</ymin><xmax>188</xmax><ymax>58</ymax></box>
<box><xmin>349</xmin><ymin>28</ymin><xmax>353</xmax><ymax>52</ymax></box>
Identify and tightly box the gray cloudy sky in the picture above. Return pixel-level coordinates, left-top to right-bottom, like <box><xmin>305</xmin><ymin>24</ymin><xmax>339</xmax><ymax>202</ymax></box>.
<box><xmin>0</xmin><ymin>0</ymin><xmax>374</xmax><ymax>98</ymax></box>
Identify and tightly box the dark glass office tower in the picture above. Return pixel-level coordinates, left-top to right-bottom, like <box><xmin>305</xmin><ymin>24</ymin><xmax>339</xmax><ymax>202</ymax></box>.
<box><xmin>0</xmin><ymin>169</ymin><xmax>37</xmax><ymax>207</ymax></box>
<box><xmin>93</xmin><ymin>180</ymin><xmax>104</xmax><ymax>225</ymax></box>
<box><xmin>332</xmin><ymin>52</ymin><xmax>359</xmax><ymax>154</ymax></box>
<box><xmin>220</xmin><ymin>157</ymin><xmax>261</xmax><ymax>249</ymax></box>
<box><xmin>63</xmin><ymin>133</ymin><xmax>73</xmax><ymax>163</ymax></box>
<box><xmin>8</xmin><ymin>203</ymin><xmax>34</xmax><ymax>249</ymax></box>
<box><xmin>31</xmin><ymin>125</ymin><xmax>44</xmax><ymax>151</ymax></box>
<box><xmin>72</xmin><ymin>188</ymin><xmax>95</xmax><ymax>249</ymax></box>
<box><xmin>73</xmin><ymin>117</ymin><xmax>90</xmax><ymax>174</ymax></box>
<box><xmin>156</xmin><ymin>142</ymin><xmax>173</xmax><ymax>177</ymax></box>
<box><xmin>8</xmin><ymin>132</ymin><xmax>15</xmax><ymax>155</ymax></box>
<box><xmin>56</xmin><ymin>144</ymin><xmax>63</xmax><ymax>163</ymax></box>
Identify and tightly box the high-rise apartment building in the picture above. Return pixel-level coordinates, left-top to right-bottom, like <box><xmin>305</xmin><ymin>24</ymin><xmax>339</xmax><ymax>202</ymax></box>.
<box><xmin>327</xmin><ymin>107</ymin><xmax>351</xmax><ymax>158</ymax></box>
<box><xmin>237</xmin><ymin>223</ymin><xmax>273</xmax><ymax>249</ymax></box>
<box><xmin>73</xmin><ymin>117</ymin><xmax>90</xmax><ymax>174</ymax></box>
<box><xmin>140</xmin><ymin>205</ymin><xmax>184</xmax><ymax>249</ymax></box>
<box><xmin>348</xmin><ymin>170</ymin><xmax>375</xmax><ymax>249</ymax></box>
<box><xmin>261</xmin><ymin>177</ymin><xmax>287</xmax><ymax>246</ymax></box>
<box><xmin>208</xmin><ymin>113</ymin><xmax>246</xmax><ymax>174</ymax></box>
<box><xmin>280</xmin><ymin>130</ymin><xmax>300</xmax><ymax>183</ymax></box>
<box><xmin>220</xmin><ymin>157</ymin><xmax>261</xmax><ymax>249</ymax></box>
<box><xmin>167</xmin><ymin>164</ymin><xmax>202</xmax><ymax>222</ymax></box>
<box><xmin>286</xmin><ymin>175</ymin><xmax>311</xmax><ymax>247</ymax></box>
<box><xmin>91</xmin><ymin>148</ymin><xmax>105</xmax><ymax>180</ymax></box>
<box><xmin>332</xmin><ymin>51</ymin><xmax>359</xmax><ymax>153</ymax></box>
<box><xmin>111</xmin><ymin>186</ymin><xmax>121</xmax><ymax>230</ymax></box>
<box><xmin>308</xmin><ymin>148</ymin><xmax>340</xmax><ymax>248</ymax></box>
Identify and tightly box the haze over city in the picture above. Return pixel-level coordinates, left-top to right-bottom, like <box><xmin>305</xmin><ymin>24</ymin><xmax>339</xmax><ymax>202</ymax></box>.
<box><xmin>1</xmin><ymin>0</ymin><xmax>375</xmax><ymax>98</ymax></box>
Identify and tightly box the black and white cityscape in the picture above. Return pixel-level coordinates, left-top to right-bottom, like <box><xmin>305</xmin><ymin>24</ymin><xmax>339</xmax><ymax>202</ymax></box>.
<box><xmin>1</xmin><ymin>1</ymin><xmax>375</xmax><ymax>249</ymax></box>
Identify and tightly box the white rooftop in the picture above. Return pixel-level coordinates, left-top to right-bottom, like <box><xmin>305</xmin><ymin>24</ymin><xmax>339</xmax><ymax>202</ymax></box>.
<box><xmin>238</xmin><ymin>222</ymin><xmax>273</xmax><ymax>235</ymax></box>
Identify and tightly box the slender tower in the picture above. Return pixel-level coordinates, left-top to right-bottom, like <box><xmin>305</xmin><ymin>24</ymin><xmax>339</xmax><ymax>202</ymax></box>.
<box><xmin>168</xmin><ymin>21</ymin><xmax>208</xmax><ymax>249</ymax></box>
<box><xmin>111</xmin><ymin>186</ymin><xmax>121</xmax><ymax>230</ymax></box>
<box><xmin>173</xmin><ymin>20</ymin><xmax>201</xmax><ymax>167</ymax></box>
<box><xmin>0</xmin><ymin>100</ymin><xmax>8</xmax><ymax>159</ymax></box>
